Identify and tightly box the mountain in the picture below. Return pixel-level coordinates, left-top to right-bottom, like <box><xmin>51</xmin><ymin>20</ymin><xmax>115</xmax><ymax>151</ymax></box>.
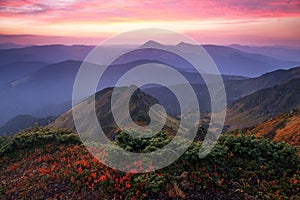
<box><xmin>224</xmin><ymin>66</ymin><xmax>300</xmax><ymax>101</ymax></box>
<box><xmin>177</xmin><ymin>42</ymin><xmax>300</xmax><ymax>77</ymax></box>
<box><xmin>32</xmin><ymin>101</ymin><xmax>72</xmax><ymax>118</ymax></box>
<box><xmin>0</xmin><ymin>115</ymin><xmax>55</xmax><ymax>135</ymax></box>
<box><xmin>0</xmin><ymin>61</ymin><xmax>49</xmax><ymax>86</ymax></box>
<box><xmin>1</xmin><ymin>42</ymin><xmax>299</xmax><ymax>126</ymax></box>
<box><xmin>51</xmin><ymin>86</ymin><xmax>179</xmax><ymax>139</ymax></box>
<box><xmin>0</xmin><ymin>57</ymin><xmax>251</xmax><ymax>126</ymax></box>
<box><xmin>143</xmin><ymin>66</ymin><xmax>300</xmax><ymax>116</ymax></box>
<box><xmin>0</xmin><ymin>44</ymin><xmax>94</xmax><ymax>65</ymax></box>
<box><xmin>124</xmin><ymin>41</ymin><xmax>299</xmax><ymax>77</ymax></box>
<box><xmin>0</xmin><ymin>60</ymin><xmax>82</xmax><ymax>125</ymax></box>
<box><xmin>229</xmin><ymin>44</ymin><xmax>300</xmax><ymax>62</ymax></box>
<box><xmin>0</xmin><ymin>42</ymin><xmax>298</xmax><ymax>77</ymax></box>
<box><xmin>0</xmin><ymin>42</ymin><xmax>32</xmax><ymax>49</ymax></box>
<box><xmin>240</xmin><ymin>109</ymin><xmax>300</xmax><ymax>146</ymax></box>
<box><xmin>226</xmin><ymin>77</ymin><xmax>300</xmax><ymax>129</ymax></box>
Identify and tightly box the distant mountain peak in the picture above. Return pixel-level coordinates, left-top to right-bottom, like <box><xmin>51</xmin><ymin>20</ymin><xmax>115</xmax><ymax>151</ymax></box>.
<box><xmin>176</xmin><ymin>42</ymin><xmax>196</xmax><ymax>47</ymax></box>
<box><xmin>140</xmin><ymin>40</ymin><xmax>165</xmax><ymax>48</ymax></box>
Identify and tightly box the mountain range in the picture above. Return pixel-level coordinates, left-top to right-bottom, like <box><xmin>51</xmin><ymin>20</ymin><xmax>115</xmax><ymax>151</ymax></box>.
<box><xmin>0</xmin><ymin>41</ymin><xmax>299</xmax><ymax>136</ymax></box>
<box><xmin>0</xmin><ymin>42</ymin><xmax>32</xmax><ymax>49</ymax></box>
<box><xmin>3</xmin><ymin>65</ymin><xmax>299</xmax><ymax>137</ymax></box>
<box><xmin>143</xmin><ymin>66</ymin><xmax>300</xmax><ymax>116</ymax></box>
<box><xmin>229</xmin><ymin>44</ymin><xmax>300</xmax><ymax>62</ymax></box>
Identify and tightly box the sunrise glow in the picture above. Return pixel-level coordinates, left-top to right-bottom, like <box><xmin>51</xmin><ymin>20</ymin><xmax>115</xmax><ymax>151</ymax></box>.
<box><xmin>0</xmin><ymin>0</ymin><xmax>299</xmax><ymax>46</ymax></box>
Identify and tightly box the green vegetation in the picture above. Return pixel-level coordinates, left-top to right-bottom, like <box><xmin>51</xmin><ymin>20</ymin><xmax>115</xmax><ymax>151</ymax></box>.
<box><xmin>0</xmin><ymin>127</ymin><xmax>299</xmax><ymax>199</ymax></box>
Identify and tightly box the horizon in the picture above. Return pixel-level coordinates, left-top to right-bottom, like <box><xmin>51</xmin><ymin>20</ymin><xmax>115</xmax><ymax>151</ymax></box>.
<box><xmin>1</xmin><ymin>41</ymin><xmax>300</xmax><ymax>49</ymax></box>
<box><xmin>0</xmin><ymin>0</ymin><xmax>299</xmax><ymax>47</ymax></box>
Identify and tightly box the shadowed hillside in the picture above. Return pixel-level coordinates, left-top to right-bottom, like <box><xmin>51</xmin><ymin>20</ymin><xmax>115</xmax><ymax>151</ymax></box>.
<box><xmin>0</xmin><ymin>115</ymin><xmax>55</xmax><ymax>136</ymax></box>
<box><xmin>226</xmin><ymin>78</ymin><xmax>300</xmax><ymax>129</ymax></box>
<box><xmin>51</xmin><ymin>86</ymin><xmax>179</xmax><ymax>139</ymax></box>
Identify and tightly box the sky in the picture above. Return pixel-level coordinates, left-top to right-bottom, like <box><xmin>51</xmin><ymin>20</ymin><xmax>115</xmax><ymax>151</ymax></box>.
<box><xmin>0</xmin><ymin>0</ymin><xmax>299</xmax><ymax>46</ymax></box>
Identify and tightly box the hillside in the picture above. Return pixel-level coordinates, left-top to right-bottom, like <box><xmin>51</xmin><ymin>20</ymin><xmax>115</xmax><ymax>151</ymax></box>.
<box><xmin>0</xmin><ymin>127</ymin><xmax>299</xmax><ymax>199</ymax></box>
<box><xmin>0</xmin><ymin>43</ymin><xmax>31</xmax><ymax>49</ymax></box>
<box><xmin>229</xmin><ymin>44</ymin><xmax>300</xmax><ymax>62</ymax></box>
<box><xmin>240</xmin><ymin>109</ymin><xmax>300</xmax><ymax>146</ymax></box>
<box><xmin>144</xmin><ymin>66</ymin><xmax>300</xmax><ymax>115</ymax></box>
<box><xmin>178</xmin><ymin>42</ymin><xmax>300</xmax><ymax>77</ymax></box>
<box><xmin>0</xmin><ymin>60</ymin><xmax>82</xmax><ymax>126</ymax></box>
<box><xmin>0</xmin><ymin>61</ymin><xmax>48</xmax><ymax>86</ymax></box>
<box><xmin>0</xmin><ymin>44</ymin><xmax>93</xmax><ymax>65</ymax></box>
<box><xmin>224</xmin><ymin>66</ymin><xmax>300</xmax><ymax>100</ymax></box>
<box><xmin>51</xmin><ymin>86</ymin><xmax>179</xmax><ymax>139</ymax></box>
<box><xmin>226</xmin><ymin>78</ymin><xmax>300</xmax><ymax>129</ymax></box>
<box><xmin>0</xmin><ymin>115</ymin><xmax>55</xmax><ymax>136</ymax></box>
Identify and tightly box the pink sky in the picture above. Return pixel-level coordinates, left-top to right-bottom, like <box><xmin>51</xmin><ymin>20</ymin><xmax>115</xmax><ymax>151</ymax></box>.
<box><xmin>0</xmin><ymin>0</ymin><xmax>299</xmax><ymax>46</ymax></box>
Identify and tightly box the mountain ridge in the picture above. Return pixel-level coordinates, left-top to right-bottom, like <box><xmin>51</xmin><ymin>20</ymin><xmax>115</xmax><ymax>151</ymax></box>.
<box><xmin>1</xmin><ymin>42</ymin><xmax>298</xmax><ymax>76</ymax></box>
<box><xmin>0</xmin><ymin>115</ymin><xmax>55</xmax><ymax>135</ymax></box>
<box><xmin>50</xmin><ymin>86</ymin><xmax>180</xmax><ymax>139</ymax></box>
<box><xmin>226</xmin><ymin>77</ymin><xmax>300</xmax><ymax>129</ymax></box>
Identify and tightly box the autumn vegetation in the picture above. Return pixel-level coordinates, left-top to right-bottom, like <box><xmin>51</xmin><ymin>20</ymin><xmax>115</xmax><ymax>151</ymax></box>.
<box><xmin>0</xmin><ymin>127</ymin><xmax>299</xmax><ymax>199</ymax></box>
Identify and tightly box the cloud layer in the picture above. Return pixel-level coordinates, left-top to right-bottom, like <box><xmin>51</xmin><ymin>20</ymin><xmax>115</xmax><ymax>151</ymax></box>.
<box><xmin>0</xmin><ymin>0</ymin><xmax>299</xmax><ymax>45</ymax></box>
<box><xmin>1</xmin><ymin>0</ymin><xmax>299</xmax><ymax>20</ymax></box>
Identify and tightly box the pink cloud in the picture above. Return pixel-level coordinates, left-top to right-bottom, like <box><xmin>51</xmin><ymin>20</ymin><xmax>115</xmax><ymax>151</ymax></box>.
<box><xmin>0</xmin><ymin>0</ymin><xmax>299</xmax><ymax>21</ymax></box>
<box><xmin>0</xmin><ymin>0</ymin><xmax>299</xmax><ymax>46</ymax></box>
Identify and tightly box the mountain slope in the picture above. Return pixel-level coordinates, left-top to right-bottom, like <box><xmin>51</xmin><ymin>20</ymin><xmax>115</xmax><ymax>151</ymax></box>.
<box><xmin>225</xmin><ymin>66</ymin><xmax>300</xmax><ymax>101</ymax></box>
<box><xmin>226</xmin><ymin>78</ymin><xmax>300</xmax><ymax>129</ymax></box>
<box><xmin>177</xmin><ymin>42</ymin><xmax>299</xmax><ymax>77</ymax></box>
<box><xmin>0</xmin><ymin>115</ymin><xmax>55</xmax><ymax>135</ymax></box>
<box><xmin>1</xmin><ymin>127</ymin><xmax>299</xmax><ymax>199</ymax></box>
<box><xmin>51</xmin><ymin>86</ymin><xmax>179</xmax><ymax>139</ymax></box>
<box><xmin>0</xmin><ymin>61</ymin><xmax>49</xmax><ymax>86</ymax></box>
<box><xmin>241</xmin><ymin>109</ymin><xmax>300</xmax><ymax>146</ymax></box>
<box><xmin>132</xmin><ymin>41</ymin><xmax>300</xmax><ymax>77</ymax></box>
<box><xmin>229</xmin><ymin>44</ymin><xmax>300</xmax><ymax>62</ymax></box>
<box><xmin>0</xmin><ymin>60</ymin><xmax>82</xmax><ymax>125</ymax></box>
<box><xmin>144</xmin><ymin>66</ymin><xmax>300</xmax><ymax>115</ymax></box>
<box><xmin>0</xmin><ymin>42</ymin><xmax>31</xmax><ymax>49</ymax></box>
<box><xmin>0</xmin><ymin>44</ymin><xmax>93</xmax><ymax>65</ymax></box>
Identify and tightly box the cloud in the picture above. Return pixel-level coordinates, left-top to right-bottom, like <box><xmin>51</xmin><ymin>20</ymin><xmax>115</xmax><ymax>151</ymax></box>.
<box><xmin>0</xmin><ymin>0</ymin><xmax>50</xmax><ymax>15</ymax></box>
<box><xmin>0</xmin><ymin>0</ymin><xmax>299</xmax><ymax>46</ymax></box>
<box><xmin>0</xmin><ymin>33</ymin><xmax>105</xmax><ymax>45</ymax></box>
<box><xmin>0</xmin><ymin>0</ymin><xmax>299</xmax><ymax>20</ymax></box>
